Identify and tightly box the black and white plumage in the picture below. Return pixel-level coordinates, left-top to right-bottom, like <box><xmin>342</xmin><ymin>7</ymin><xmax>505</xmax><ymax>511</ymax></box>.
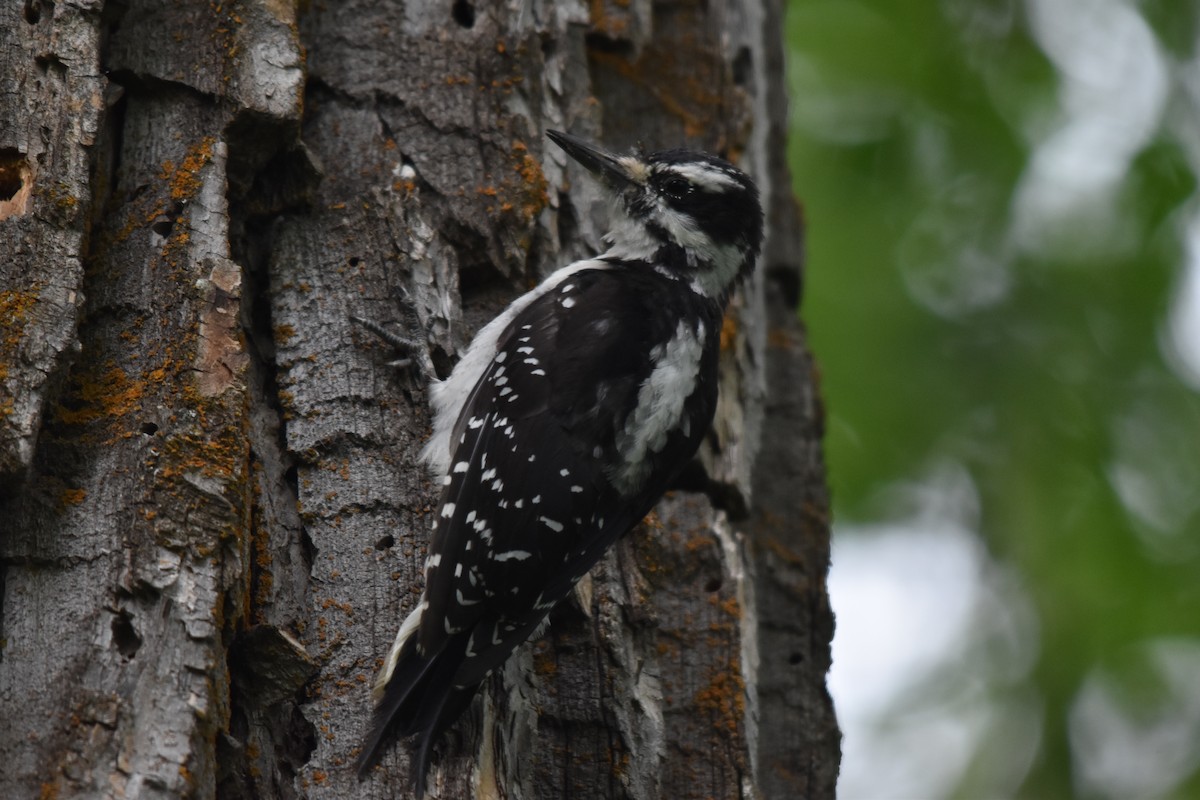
<box><xmin>356</xmin><ymin>130</ymin><xmax>763</xmax><ymax>794</ymax></box>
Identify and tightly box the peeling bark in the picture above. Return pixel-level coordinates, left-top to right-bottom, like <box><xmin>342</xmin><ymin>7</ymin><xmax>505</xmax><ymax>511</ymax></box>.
<box><xmin>0</xmin><ymin>1</ymin><xmax>838</xmax><ymax>798</ymax></box>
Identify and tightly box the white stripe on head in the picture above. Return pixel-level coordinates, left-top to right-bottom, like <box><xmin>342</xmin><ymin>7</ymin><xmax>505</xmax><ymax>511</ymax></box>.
<box><xmin>661</xmin><ymin>162</ymin><xmax>742</xmax><ymax>192</ymax></box>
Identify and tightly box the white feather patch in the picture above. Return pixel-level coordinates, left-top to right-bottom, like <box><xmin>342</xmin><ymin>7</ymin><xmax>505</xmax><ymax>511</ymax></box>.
<box><xmin>493</xmin><ymin>549</ymin><xmax>533</xmax><ymax>562</ymax></box>
<box><xmin>374</xmin><ymin>600</ymin><xmax>428</xmax><ymax>701</ymax></box>
<box><xmin>612</xmin><ymin>319</ymin><xmax>706</xmax><ymax>493</ymax></box>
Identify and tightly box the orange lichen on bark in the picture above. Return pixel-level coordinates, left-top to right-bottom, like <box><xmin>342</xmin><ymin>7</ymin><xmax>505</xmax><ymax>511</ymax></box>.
<box><xmin>156</xmin><ymin>420</ymin><xmax>244</xmax><ymax>483</ymax></box>
<box><xmin>609</xmin><ymin>747</ymin><xmax>631</xmax><ymax>779</ymax></box>
<box><xmin>511</xmin><ymin>140</ymin><xmax>549</xmax><ymax>222</ymax></box>
<box><xmin>113</xmin><ymin>136</ymin><xmax>217</xmax><ymax>246</ymax></box>
<box><xmin>589</xmin><ymin>0</ymin><xmax>632</xmax><ymax>37</ymax></box>
<box><xmin>720</xmin><ymin>313</ymin><xmax>738</xmax><ymax>352</ymax></box>
<box><xmin>533</xmin><ymin>639</ymin><xmax>558</xmax><ymax>678</ymax></box>
<box><xmin>474</xmin><ymin>141</ymin><xmax>551</xmax><ymax>230</ymax></box>
<box><xmin>0</xmin><ymin>285</ymin><xmax>41</xmax><ymax>416</ymax></box>
<box><xmin>55</xmin><ymin>364</ymin><xmax>145</xmax><ymax>427</ymax></box>
<box><xmin>321</xmin><ymin>596</ymin><xmax>353</xmax><ymax>614</ymax></box>
<box><xmin>760</xmin><ymin>533</ymin><xmax>806</xmax><ymax>567</ymax></box>
<box><xmin>693</xmin><ymin>658</ymin><xmax>746</xmax><ymax>737</ymax></box>
<box><xmin>163</xmin><ymin>137</ymin><xmax>216</xmax><ymax>203</ymax></box>
<box><xmin>766</xmin><ymin>326</ymin><xmax>794</xmax><ymax>350</ymax></box>
<box><xmin>1</xmin><ymin>286</ymin><xmax>39</xmax><ymax>342</ymax></box>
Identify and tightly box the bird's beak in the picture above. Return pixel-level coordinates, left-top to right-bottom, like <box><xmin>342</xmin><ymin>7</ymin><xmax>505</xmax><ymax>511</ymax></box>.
<box><xmin>547</xmin><ymin>130</ymin><xmax>644</xmax><ymax>190</ymax></box>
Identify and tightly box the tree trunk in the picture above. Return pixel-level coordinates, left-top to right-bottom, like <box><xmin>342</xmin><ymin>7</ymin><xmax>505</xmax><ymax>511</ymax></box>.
<box><xmin>0</xmin><ymin>1</ymin><xmax>838</xmax><ymax>798</ymax></box>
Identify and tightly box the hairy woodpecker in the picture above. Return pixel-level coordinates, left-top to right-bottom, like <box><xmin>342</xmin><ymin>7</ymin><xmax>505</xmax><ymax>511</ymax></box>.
<box><xmin>357</xmin><ymin>130</ymin><xmax>763</xmax><ymax>793</ymax></box>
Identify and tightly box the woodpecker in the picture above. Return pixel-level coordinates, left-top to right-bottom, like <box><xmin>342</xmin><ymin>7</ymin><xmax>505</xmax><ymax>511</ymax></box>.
<box><xmin>357</xmin><ymin>130</ymin><xmax>763</xmax><ymax>793</ymax></box>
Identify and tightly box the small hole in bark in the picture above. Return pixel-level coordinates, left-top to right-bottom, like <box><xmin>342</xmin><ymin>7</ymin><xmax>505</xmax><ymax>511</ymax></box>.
<box><xmin>140</xmin><ymin>422</ymin><xmax>159</xmax><ymax>435</ymax></box>
<box><xmin>348</xmin><ymin>256</ymin><xmax>361</xmax><ymax>267</ymax></box>
<box><xmin>375</xmin><ymin>535</ymin><xmax>395</xmax><ymax>550</ymax></box>
<box><xmin>152</xmin><ymin>218</ymin><xmax>173</xmax><ymax>237</ymax></box>
<box><xmin>35</xmin><ymin>54</ymin><xmax>62</xmax><ymax>74</ymax></box>
<box><xmin>704</xmin><ymin>577</ymin><xmax>723</xmax><ymax>593</ymax></box>
<box><xmin>0</xmin><ymin>150</ymin><xmax>28</xmax><ymax>202</ymax></box>
<box><xmin>430</xmin><ymin>344</ymin><xmax>454</xmax><ymax>381</ymax></box>
<box><xmin>23</xmin><ymin>1</ymin><xmax>41</xmax><ymax>24</ymax></box>
<box><xmin>584</xmin><ymin>32</ymin><xmax>634</xmax><ymax>55</ymax></box>
<box><xmin>732</xmin><ymin>47</ymin><xmax>752</xmax><ymax>86</ymax></box>
<box><xmin>0</xmin><ymin>149</ymin><xmax>33</xmax><ymax>219</ymax></box>
<box><xmin>112</xmin><ymin>612</ymin><xmax>142</xmax><ymax>659</ymax></box>
<box><xmin>452</xmin><ymin>0</ymin><xmax>475</xmax><ymax>28</ymax></box>
<box><xmin>788</xmin><ymin>652</ymin><xmax>802</xmax><ymax>665</ymax></box>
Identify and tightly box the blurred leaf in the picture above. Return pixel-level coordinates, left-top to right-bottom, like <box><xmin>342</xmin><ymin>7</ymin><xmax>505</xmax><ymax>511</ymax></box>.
<box><xmin>789</xmin><ymin>0</ymin><xmax>1200</xmax><ymax>796</ymax></box>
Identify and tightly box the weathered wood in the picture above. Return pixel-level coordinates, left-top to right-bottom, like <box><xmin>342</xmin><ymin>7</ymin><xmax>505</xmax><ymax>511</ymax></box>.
<box><xmin>0</xmin><ymin>0</ymin><xmax>101</xmax><ymax>480</ymax></box>
<box><xmin>0</xmin><ymin>1</ymin><xmax>836</xmax><ymax>798</ymax></box>
<box><xmin>0</xmin><ymin>1</ymin><xmax>304</xmax><ymax>797</ymax></box>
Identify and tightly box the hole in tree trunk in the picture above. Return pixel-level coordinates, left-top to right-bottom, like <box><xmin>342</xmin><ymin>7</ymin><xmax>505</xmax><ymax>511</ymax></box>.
<box><xmin>732</xmin><ymin>47</ymin><xmax>752</xmax><ymax>87</ymax></box>
<box><xmin>23</xmin><ymin>0</ymin><xmax>44</xmax><ymax>24</ymax></box>
<box><xmin>0</xmin><ymin>149</ymin><xmax>33</xmax><ymax>219</ymax></box>
<box><xmin>112</xmin><ymin>611</ymin><xmax>143</xmax><ymax>659</ymax></box>
<box><xmin>452</xmin><ymin>0</ymin><xmax>475</xmax><ymax>28</ymax></box>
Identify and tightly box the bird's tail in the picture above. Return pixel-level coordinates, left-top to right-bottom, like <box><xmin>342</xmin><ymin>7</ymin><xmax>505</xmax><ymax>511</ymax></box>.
<box><xmin>355</xmin><ymin>631</ymin><xmax>480</xmax><ymax>797</ymax></box>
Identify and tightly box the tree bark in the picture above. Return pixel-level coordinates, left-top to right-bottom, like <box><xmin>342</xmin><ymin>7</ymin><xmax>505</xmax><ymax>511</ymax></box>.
<box><xmin>0</xmin><ymin>1</ymin><xmax>838</xmax><ymax>798</ymax></box>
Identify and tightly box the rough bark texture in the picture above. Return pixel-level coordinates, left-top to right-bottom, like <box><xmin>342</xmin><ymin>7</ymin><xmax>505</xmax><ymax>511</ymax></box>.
<box><xmin>0</xmin><ymin>1</ymin><xmax>838</xmax><ymax>798</ymax></box>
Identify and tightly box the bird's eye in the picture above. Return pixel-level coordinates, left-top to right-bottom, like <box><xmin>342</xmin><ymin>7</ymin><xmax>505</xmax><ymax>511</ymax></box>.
<box><xmin>661</xmin><ymin>176</ymin><xmax>692</xmax><ymax>200</ymax></box>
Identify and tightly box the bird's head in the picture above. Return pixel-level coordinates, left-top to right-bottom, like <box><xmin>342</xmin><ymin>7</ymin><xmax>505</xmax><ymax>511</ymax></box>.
<box><xmin>547</xmin><ymin>130</ymin><xmax>764</xmax><ymax>303</ymax></box>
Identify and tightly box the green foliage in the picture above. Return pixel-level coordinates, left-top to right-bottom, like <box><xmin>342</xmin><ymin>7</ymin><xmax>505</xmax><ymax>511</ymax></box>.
<box><xmin>787</xmin><ymin>0</ymin><xmax>1200</xmax><ymax>796</ymax></box>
